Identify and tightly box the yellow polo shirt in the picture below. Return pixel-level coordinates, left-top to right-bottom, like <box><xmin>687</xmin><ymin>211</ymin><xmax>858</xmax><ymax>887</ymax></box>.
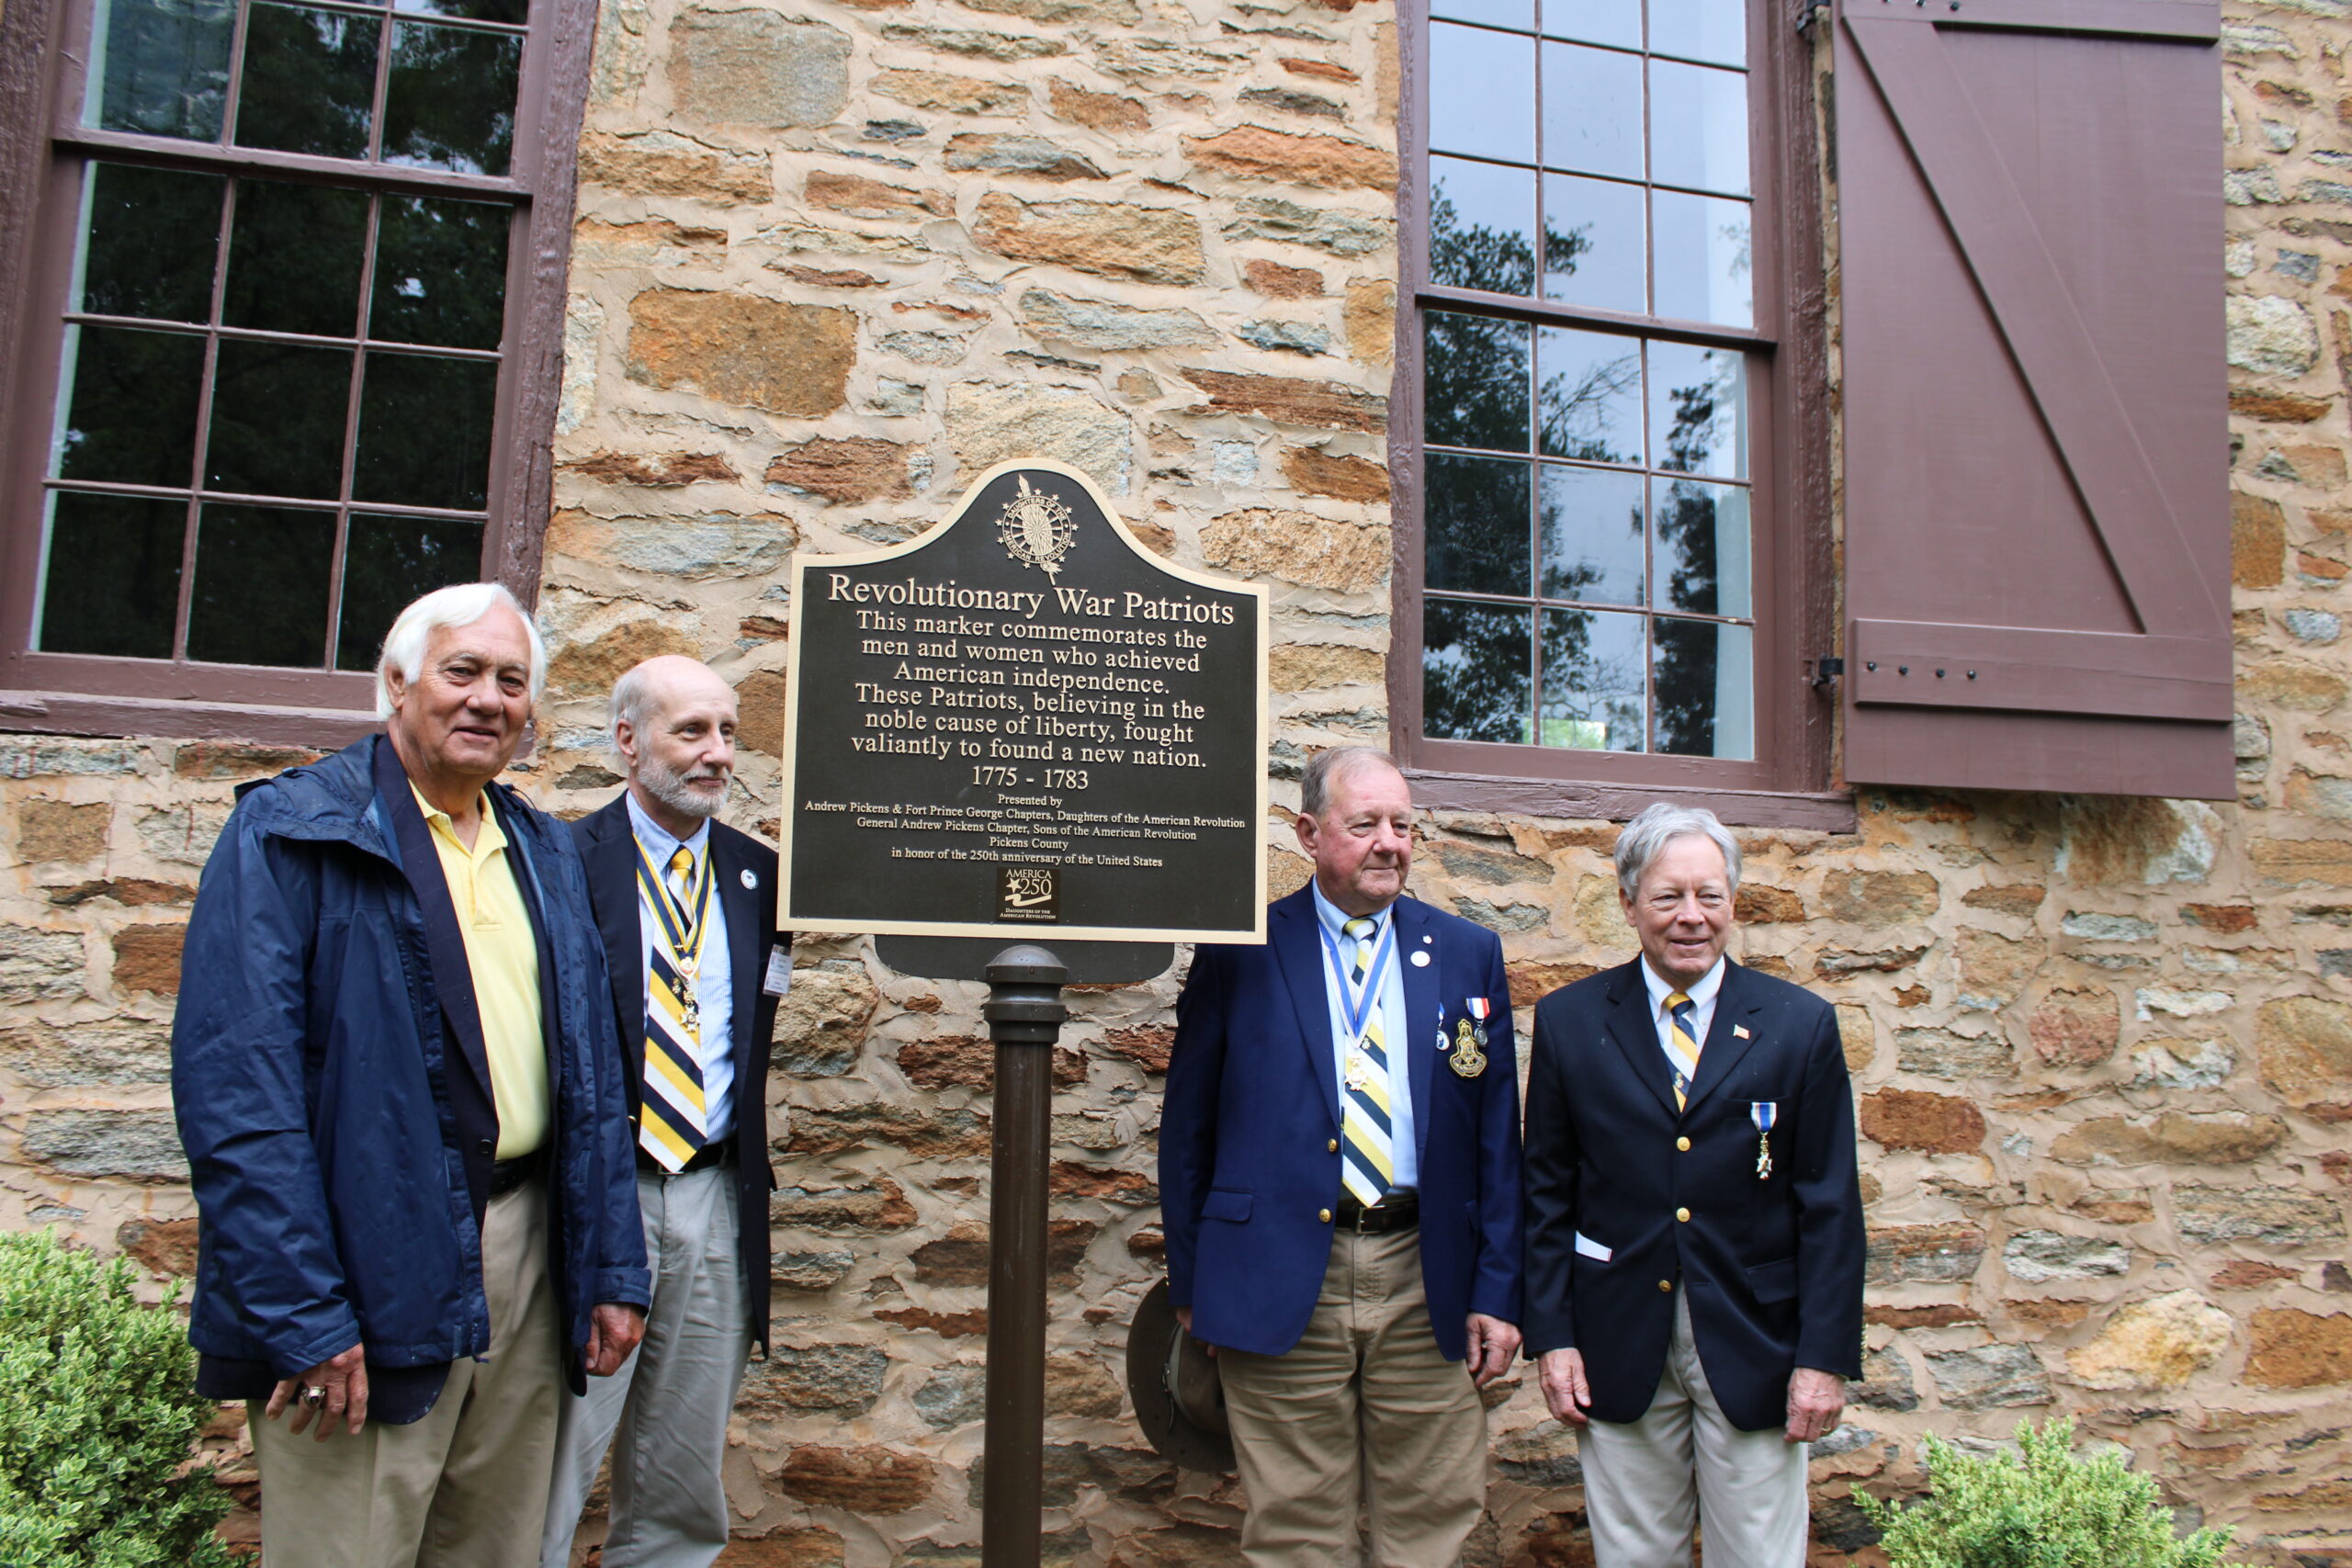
<box><xmin>413</xmin><ymin>784</ymin><xmax>548</xmax><ymax>1158</ymax></box>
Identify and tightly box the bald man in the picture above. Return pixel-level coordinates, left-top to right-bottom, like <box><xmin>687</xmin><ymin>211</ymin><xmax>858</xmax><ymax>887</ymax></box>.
<box><xmin>542</xmin><ymin>658</ymin><xmax>787</xmax><ymax>1568</ymax></box>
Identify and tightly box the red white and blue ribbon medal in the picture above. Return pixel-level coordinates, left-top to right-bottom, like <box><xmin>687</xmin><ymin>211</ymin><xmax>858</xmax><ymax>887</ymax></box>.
<box><xmin>1752</xmin><ymin>1100</ymin><xmax>1778</xmax><ymax>1179</ymax></box>
<box><xmin>1451</xmin><ymin>997</ymin><xmax>1491</xmax><ymax>1078</ymax></box>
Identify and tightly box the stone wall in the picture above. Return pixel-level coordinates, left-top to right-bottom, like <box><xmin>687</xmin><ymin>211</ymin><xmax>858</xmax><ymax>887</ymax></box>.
<box><xmin>6</xmin><ymin>0</ymin><xmax>2352</xmax><ymax>1560</ymax></box>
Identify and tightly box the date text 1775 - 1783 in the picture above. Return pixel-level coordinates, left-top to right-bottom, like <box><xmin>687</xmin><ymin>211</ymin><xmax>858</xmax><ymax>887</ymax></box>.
<box><xmin>776</xmin><ymin>462</ymin><xmax>1270</xmax><ymax>944</ymax></box>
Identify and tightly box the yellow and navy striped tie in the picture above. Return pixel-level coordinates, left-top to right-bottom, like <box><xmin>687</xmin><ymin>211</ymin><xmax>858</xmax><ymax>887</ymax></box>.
<box><xmin>1666</xmin><ymin>990</ymin><xmax>1702</xmax><ymax>1111</ymax></box>
<box><xmin>638</xmin><ymin>842</ymin><xmax>709</xmax><ymax>1171</ymax></box>
<box><xmin>1339</xmin><ymin>916</ymin><xmax>1394</xmax><ymax>1207</ymax></box>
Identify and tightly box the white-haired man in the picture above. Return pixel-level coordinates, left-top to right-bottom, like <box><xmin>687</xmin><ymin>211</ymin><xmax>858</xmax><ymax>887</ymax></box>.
<box><xmin>173</xmin><ymin>582</ymin><xmax>650</xmax><ymax>1568</ymax></box>
<box><xmin>542</xmin><ymin>655</ymin><xmax>786</xmax><ymax>1568</ymax></box>
<box><xmin>1521</xmin><ymin>802</ymin><xmax>1865</xmax><ymax>1568</ymax></box>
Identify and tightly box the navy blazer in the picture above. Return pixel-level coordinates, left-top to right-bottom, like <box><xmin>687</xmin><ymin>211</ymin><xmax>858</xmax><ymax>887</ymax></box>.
<box><xmin>1522</xmin><ymin>958</ymin><xmax>1865</xmax><ymax>1431</ymax></box>
<box><xmin>1160</xmin><ymin>887</ymin><xmax>1523</xmax><ymax>1361</ymax></box>
<box><xmin>573</xmin><ymin>796</ymin><xmax>785</xmax><ymax>1351</ymax></box>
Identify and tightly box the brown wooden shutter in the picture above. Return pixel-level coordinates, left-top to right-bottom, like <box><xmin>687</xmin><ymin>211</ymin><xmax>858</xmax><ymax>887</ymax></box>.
<box><xmin>1835</xmin><ymin>0</ymin><xmax>2231</xmax><ymax>798</ymax></box>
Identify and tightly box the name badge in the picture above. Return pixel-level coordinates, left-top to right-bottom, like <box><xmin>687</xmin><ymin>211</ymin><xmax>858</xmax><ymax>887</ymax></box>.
<box><xmin>1574</xmin><ymin>1232</ymin><xmax>1613</xmax><ymax>1262</ymax></box>
<box><xmin>763</xmin><ymin>944</ymin><xmax>794</xmax><ymax>998</ymax></box>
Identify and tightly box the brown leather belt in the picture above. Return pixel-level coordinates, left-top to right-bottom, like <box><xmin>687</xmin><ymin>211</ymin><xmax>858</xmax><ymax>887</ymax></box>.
<box><xmin>1335</xmin><ymin>1193</ymin><xmax>1419</xmax><ymax>1234</ymax></box>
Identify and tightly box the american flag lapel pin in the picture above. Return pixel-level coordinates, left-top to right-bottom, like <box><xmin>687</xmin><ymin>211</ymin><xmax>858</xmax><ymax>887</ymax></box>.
<box><xmin>1734</xmin><ymin>1024</ymin><xmax>1751</xmax><ymax>1040</ymax></box>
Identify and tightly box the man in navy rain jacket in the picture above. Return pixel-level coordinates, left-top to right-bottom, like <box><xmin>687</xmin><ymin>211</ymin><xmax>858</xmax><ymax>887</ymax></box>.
<box><xmin>172</xmin><ymin>582</ymin><xmax>650</xmax><ymax>1568</ymax></box>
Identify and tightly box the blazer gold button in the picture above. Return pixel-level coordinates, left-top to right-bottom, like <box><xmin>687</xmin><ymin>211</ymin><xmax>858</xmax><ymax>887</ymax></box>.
<box><xmin>1677</xmin><ymin>1136</ymin><xmax>1691</xmax><ymax>1152</ymax></box>
<box><xmin>1677</xmin><ymin>1207</ymin><xmax>1691</xmax><ymax>1223</ymax></box>
<box><xmin>1658</xmin><ymin>1280</ymin><xmax>1673</xmax><ymax>1292</ymax></box>
<box><xmin>1318</xmin><ymin>1208</ymin><xmax>1333</xmax><ymax>1224</ymax></box>
<box><xmin>1328</xmin><ymin>1138</ymin><xmax>1339</xmax><ymax>1153</ymax></box>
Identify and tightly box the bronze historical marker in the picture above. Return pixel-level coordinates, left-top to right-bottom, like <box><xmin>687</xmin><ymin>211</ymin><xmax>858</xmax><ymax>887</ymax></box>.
<box><xmin>775</xmin><ymin>459</ymin><xmax>1269</xmax><ymax>943</ymax></box>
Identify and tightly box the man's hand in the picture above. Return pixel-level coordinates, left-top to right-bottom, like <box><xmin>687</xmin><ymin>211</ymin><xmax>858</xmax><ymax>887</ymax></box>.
<box><xmin>1174</xmin><ymin>1304</ymin><xmax>1216</xmax><ymax>1358</ymax></box>
<box><xmin>1785</xmin><ymin>1367</ymin><xmax>1845</xmax><ymax>1444</ymax></box>
<box><xmin>266</xmin><ymin>1344</ymin><xmax>368</xmax><ymax>1440</ymax></box>
<box><xmin>1537</xmin><ymin>1348</ymin><xmax>1592</xmax><ymax>1427</ymax></box>
<box><xmin>1465</xmin><ymin>1314</ymin><xmax>1521</xmax><ymax>1388</ymax></box>
<box><xmin>585</xmin><ymin>1303</ymin><xmax>648</xmax><ymax>1377</ymax></box>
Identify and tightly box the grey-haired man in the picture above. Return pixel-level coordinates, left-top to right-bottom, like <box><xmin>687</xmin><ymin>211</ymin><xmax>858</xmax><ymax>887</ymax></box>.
<box><xmin>1521</xmin><ymin>802</ymin><xmax>1865</xmax><ymax>1567</ymax></box>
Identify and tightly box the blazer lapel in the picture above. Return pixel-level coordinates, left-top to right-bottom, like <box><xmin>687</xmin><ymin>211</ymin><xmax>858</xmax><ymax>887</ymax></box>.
<box><xmin>1602</xmin><ymin>960</ymin><xmax>1680</xmax><ymax>1117</ymax></box>
<box><xmin>710</xmin><ymin>828</ymin><xmax>763</xmax><ymax>1078</ymax></box>
<box><xmin>1396</xmin><ymin>897</ymin><xmax>1439</xmax><ymax>1169</ymax></box>
<box><xmin>583</xmin><ymin>800</ymin><xmax>646</xmax><ymax>1100</ymax></box>
<box><xmin>1681</xmin><ymin>961</ymin><xmax>1763</xmax><ymax>1114</ymax></box>
<box><xmin>1270</xmin><ymin>891</ymin><xmax>1341</xmax><ymax>1134</ymax></box>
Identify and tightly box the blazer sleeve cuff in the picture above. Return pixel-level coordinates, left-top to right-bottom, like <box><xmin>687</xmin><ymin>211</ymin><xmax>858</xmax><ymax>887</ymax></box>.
<box><xmin>1793</xmin><ymin>1328</ymin><xmax>1863</xmax><ymax>1381</ymax></box>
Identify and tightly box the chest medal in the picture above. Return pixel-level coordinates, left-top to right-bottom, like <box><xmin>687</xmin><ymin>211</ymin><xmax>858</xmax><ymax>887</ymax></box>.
<box><xmin>1449</xmin><ymin>1016</ymin><xmax>1487</xmax><ymax>1078</ymax></box>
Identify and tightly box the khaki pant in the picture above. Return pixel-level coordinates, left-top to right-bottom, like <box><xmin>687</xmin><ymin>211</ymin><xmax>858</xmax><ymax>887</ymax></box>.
<box><xmin>541</xmin><ymin>1167</ymin><xmax>748</xmax><ymax>1568</ymax></box>
<box><xmin>1215</xmin><ymin>1224</ymin><xmax>1488</xmax><ymax>1568</ymax></box>
<box><xmin>253</xmin><ymin>1178</ymin><xmax>562</xmax><ymax>1568</ymax></box>
<box><xmin>1580</xmin><ymin>1295</ymin><xmax>1810</xmax><ymax>1568</ymax></box>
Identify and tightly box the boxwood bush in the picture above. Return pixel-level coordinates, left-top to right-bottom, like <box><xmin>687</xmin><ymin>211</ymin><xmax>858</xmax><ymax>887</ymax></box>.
<box><xmin>1858</xmin><ymin>1418</ymin><xmax>2235</xmax><ymax>1568</ymax></box>
<box><xmin>0</xmin><ymin>1228</ymin><xmax>233</xmax><ymax>1567</ymax></box>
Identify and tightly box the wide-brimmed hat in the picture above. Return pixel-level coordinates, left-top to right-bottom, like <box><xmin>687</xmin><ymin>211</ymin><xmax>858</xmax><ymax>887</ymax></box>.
<box><xmin>1126</xmin><ymin>1279</ymin><xmax>1237</xmax><ymax>1474</ymax></box>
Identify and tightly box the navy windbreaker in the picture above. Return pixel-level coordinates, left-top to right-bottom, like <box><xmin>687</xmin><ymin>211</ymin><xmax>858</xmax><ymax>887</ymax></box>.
<box><xmin>171</xmin><ymin>737</ymin><xmax>650</xmax><ymax>1402</ymax></box>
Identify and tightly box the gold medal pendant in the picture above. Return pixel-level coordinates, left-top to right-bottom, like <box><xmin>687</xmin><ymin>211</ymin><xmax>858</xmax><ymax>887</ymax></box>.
<box><xmin>1756</xmin><ymin>1134</ymin><xmax>1772</xmax><ymax>1181</ymax></box>
<box><xmin>1450</xmin><ymin>1017</ymin><xmax>1487</xmax><ymax>1078</ymax></box>
<box><xmin>1344</xmin><ymin>1053</ymin><xmax>1372</xmax><ymax>1093</ymax></box>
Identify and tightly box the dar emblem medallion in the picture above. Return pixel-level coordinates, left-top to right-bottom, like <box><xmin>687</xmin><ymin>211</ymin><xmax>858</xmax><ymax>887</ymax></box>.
<box><xmin>997</xmin><ymin>475</ymin><xmax>1078</xmax><ymax>581</ymax></box>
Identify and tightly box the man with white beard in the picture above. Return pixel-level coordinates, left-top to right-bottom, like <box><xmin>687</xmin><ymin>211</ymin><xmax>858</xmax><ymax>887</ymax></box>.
<box><xmin>542</xmin><ymin>656</ymin><xmax>787</xmax><ymax>1568</ymax></box>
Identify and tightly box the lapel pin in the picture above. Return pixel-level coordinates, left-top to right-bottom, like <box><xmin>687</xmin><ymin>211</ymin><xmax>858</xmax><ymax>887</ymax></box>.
<box><xmin>1423</xmin><ymin>934</ymin><xmax>1433</xmax><ymax>943</ymax></box>
<box><xmin>1734</xmin><ymin>1024</ymin><xmax>1750</xmax><ymax>1040</ymax></box>
<box><xmin>1410</xmin><ymin>950</ymin><xmax>1431</xmax><ymax>966</ymax></box>
<box><xmin>741</xmin><ymin>869</ymin><xmax>757</xmax><ymax>889</ymax></box>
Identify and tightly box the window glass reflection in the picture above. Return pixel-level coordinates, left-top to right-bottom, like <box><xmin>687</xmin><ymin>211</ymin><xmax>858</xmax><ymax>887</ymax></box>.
<box><xmin>336</xmin><ymin>513</ymin><xmax>485</xmax><ymax>669</ymax></box>
<box><xmin>1537</xmin><ymin>325</ymin><xmax>1642</xmax><ymax>464</ymax></box>
<box><xmin>87</xmin><ymin>0</ymin><xmax>233</xmax><ymax>141</ymax></box>
<box><xmin>1650</xmin><ymin>60</ymin><xmax>1749</xmax><ymax>197</ymax></box>
<box><xmin>38</xmin><ymin>492</ymin><xmax>185</xmax><ymax>659</ymax></box>
<box><xmin>1431</xmin><ymin>158</ymin><xmax>1537</xmax><ymax>298</ymax></box>
<box><xmin>353</xmin><ymin>352</ymin><xmax>497</xmax><ymax>509</ymax></box>
<box><xmin>1544</xmin><ymin>172</ymin><xmax>1645</xmax><ymax>315</ymax></box>
<box><xmin>54</xmin><ymin>325</ymin><xmax>206</xmax><ymax>486</ymax></box>
<box><xmin>1424</xmin><ymin>310</ymin><xmax>1532</xmax><ymax>453</ymax></box>
<box><xmin>1651</xmin><ymin>478</ymin><xmax>1749</xmax><ymax>617</ymax></box>
<box><xmin>1540</xmin><ymin>466</ymin><xmax>1645</xmax><ymax>606</ymax></box>
<box><xmin>1541</xmin><ymin>607</ymin><xmax>1645</xmax><ymax>750</ymax></box>
<box><xmin>207</xmin><ymin>339</ymin><xmax>354</xmax><ymax>499</ymax></box>
<box><xmin>1426</xmin><ymin>601</ymin><xmax>1532</xmax><ymax>744</ymax></box>
<box><xmin>1539</xmin><ymin>0</ymin><xmax>1639</xmax><ymax>52</ymax></box>
<box><xmin>395</xmin><ymin>0</ymin><xmax>526</xmax><ymax>26</ymax></box>
<box><xmin>1646</xmin><ymin>341</ymin><xmax>1747</xmax><ymax>479</ymax></box>
<box><xmin>382</xmin><ymin>21</ymin><xmax>521</xmax><ymax>175</ymax></box>
<box><xmin>371</xmin><ymin>197</ymin><xmax>510</xmax><ymax>350</ymax></box>
<box><xmin>1651</xmin><ymin>191</ymin><xmax>1751</xmax><ymax>327</ymax></box>
<box><xmin>79</xmin><ymin>164</ymin><xmax>223</xmax><ymax>322</ymax></box>
<box><xmin>1431</xmin><ymin>23</ymin><xmax>1536</xmax><ymax>165</ymax></box>
<box><xmin>187</xmin><ymin>503</ymin><xmax>334</xmax><ymax>665</ymax></box>
<box><xmin>1653</xmin><ymin>618</ymin><xmax>1752</xmax><ymax>757</ymax></box>
<box><xmin>1650</xmin><ymin>0</ymin><xmax>1745</xmax><ymax>67</ymax></box>
<box><xmin>1427</xmin><ymin>453</ymin><xmax>1533</xmax><ymax>596</ymax></box>
<box><xmin>233</xmin><ymin>3</ymin><xmax>380</xmax><ymax>159</ymax></box>
<box><xmin>1541</xmin><ymin>41</ymin><xmax>1643</xmax><ymax>182</ymax></box>
<box><xmin>223</xmin><ymin>179</ymin><xmax>369</xmax><ymax>338</ymax></box>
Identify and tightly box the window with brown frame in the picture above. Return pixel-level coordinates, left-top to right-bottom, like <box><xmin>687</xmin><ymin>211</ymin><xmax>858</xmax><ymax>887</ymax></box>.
<box><xmin>1392</xmin><ymin>0</ymin><xmax>1841</xmax><ymax>823</ymax></box>
<box><xmin>0</xmin><ymin>0</ymin><xmax>591</xmax><ymax>739</ymax></box>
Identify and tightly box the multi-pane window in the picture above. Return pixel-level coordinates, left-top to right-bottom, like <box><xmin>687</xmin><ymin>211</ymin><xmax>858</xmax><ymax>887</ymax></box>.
<box><xmin>1413</xmin><ymin>0</ymin><xmax>1765</xmax><ymax>764</ymax></box>
<box><xmin>8</xmin><ymin>0</ymin><xmax>547</xmax><ymax>693</ymax></box>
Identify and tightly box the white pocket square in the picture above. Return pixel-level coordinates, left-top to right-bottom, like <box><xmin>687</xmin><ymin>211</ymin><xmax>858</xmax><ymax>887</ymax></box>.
<box><xmin>1573</xmin><ymin>1232</ymin><xmax>1612</xmax><ymax>1263</ymax></box>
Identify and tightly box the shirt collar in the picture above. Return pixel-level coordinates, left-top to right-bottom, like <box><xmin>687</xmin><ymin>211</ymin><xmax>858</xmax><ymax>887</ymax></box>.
<box><xmin>1641</xmin><ymin>953</ymin><xmax>1727</xmax><ymax>1013</ymax></box>
<box><xmin>625</xmin><ymin>789</ymin><xmax>712</xmax><ymax>867</ymax></box>
<box><xmin>409</xmin><ymin>782</ymin><xmax>503</xmax><ymax>854</ymax></box>
<box><xmin>1310</xmin><ymin>880</ymin><xmax>1394</xmax><ymax>942</ymax></box>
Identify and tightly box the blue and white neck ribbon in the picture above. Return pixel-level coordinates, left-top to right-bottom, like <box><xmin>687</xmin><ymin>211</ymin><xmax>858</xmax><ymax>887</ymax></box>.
<box><xmin>1752</xmin><ymin>1100</ymin><xmax>1777</xmax><ymax>1179</ymax></box>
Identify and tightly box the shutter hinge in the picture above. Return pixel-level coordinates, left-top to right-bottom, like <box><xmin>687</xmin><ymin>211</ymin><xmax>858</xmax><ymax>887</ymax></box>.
<box><xmin>1809</xmin><ymin>657</ymin><xmax>1845</xmax><ymax>691</ymax></box>
<box><xmin>1794</xmin><ymin>2</ymin><xmax>1829</xmax><ymax>33</ymax></box>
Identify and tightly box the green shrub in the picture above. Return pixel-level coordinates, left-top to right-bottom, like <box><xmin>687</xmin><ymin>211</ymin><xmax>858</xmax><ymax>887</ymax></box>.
<box><xmin>1857</xmin><ymin>1418</ymin><xmax>2233</xmax><ymax>1568</ymax></box>
<box><xmin>0</xmin><ymin>1228</ymin><xmax>234</xmax><ymax>1568</ymax></box>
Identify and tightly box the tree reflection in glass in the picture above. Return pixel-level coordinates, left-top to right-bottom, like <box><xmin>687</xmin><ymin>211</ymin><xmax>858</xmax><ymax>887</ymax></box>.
<box><xmin>1430</xmin><ymin>169</ymin><xmax>1536</xmax><ymax>299</ymax></box>
<box><xmin>1424</xmin><ymin>309</ymin><xmax>1531</xmax><ymax>453</ymax></box>
<box><xmin>1654</xmin><ymin>619</ymin><xmax>1753</xmax><ymax>757</ymax></box>
<box><xmin>1426</xmin><ymin>602</ymin><xmax>1532</xmax><ymax>743</ymax></box>
<box><xmin>1541</xmin><ymin>608</ymin><xmax>1645</xmax><ymax>750</ymax></box>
